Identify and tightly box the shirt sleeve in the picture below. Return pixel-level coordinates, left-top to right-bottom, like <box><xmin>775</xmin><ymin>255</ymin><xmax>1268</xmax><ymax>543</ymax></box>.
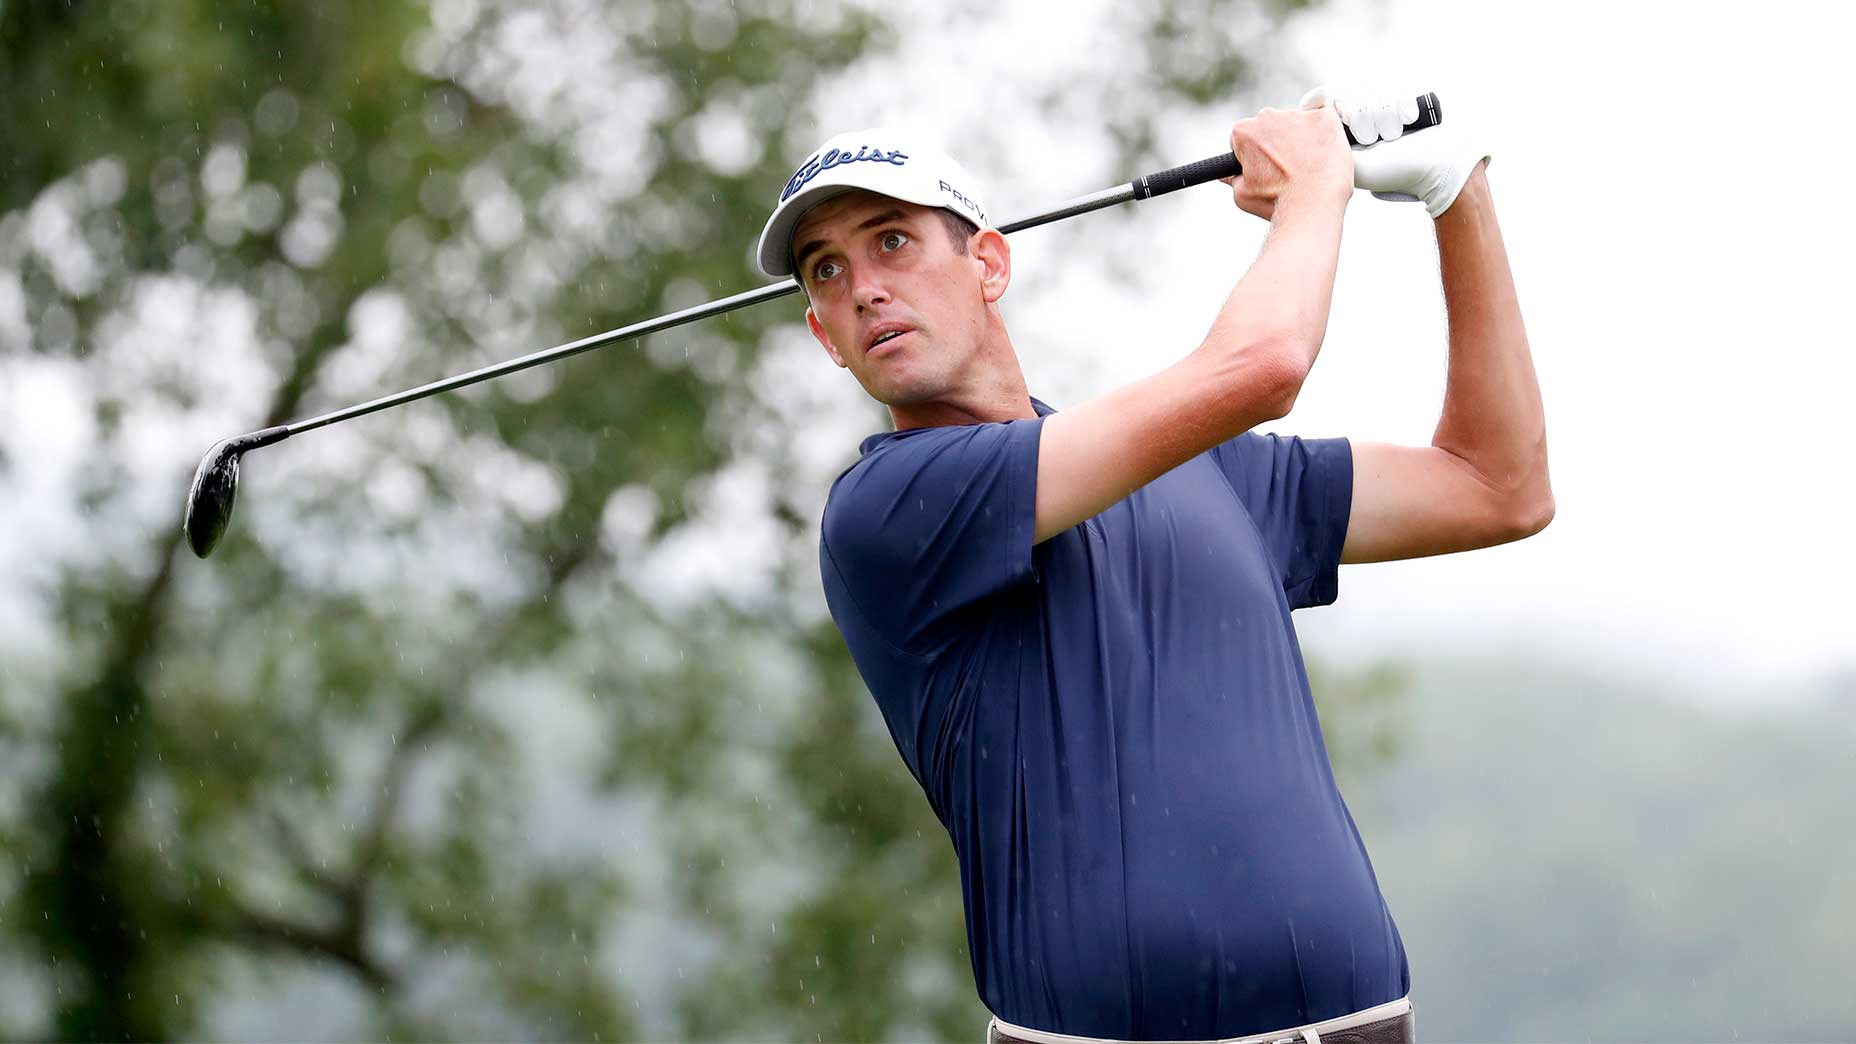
<box><xmin>1208</xmin><ymin>433</ymin><xmax>1353</xmax><ymax>609</ymax></box>
<box><xmin>820</xmin><ymin>417</ymin><xmax>1044</xmax><ymax>653</ymax></box>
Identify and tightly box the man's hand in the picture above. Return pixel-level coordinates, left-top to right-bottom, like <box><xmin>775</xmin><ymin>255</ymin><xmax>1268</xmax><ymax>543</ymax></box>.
<box><xmin>1301</xmin><ymin>85</ymin><xmax>1491</xmax><ymax>218</ymax></box>
<box><xmin>1221</xmin><ymin>99</ymin><xmax>1354</xmax><ymax>222</ymax></box>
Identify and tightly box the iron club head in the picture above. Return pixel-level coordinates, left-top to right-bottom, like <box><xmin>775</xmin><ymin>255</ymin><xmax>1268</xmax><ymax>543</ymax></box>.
<box><xmin>183</xmin><ymin>426</ymin><xmax>290</xmax><ymax>559</ymax></box>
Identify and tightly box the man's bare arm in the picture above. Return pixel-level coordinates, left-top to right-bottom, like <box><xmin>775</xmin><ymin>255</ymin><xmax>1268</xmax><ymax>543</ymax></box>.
<box><xmin>1341</xmin><ymin>165</ymin><xmax>1554</xmax><ymax>564</ymax></box>
<box><xmin>1035</xmin><ymin>104</ymin><xmax>1353</xmax><ymax>545</ymax></box>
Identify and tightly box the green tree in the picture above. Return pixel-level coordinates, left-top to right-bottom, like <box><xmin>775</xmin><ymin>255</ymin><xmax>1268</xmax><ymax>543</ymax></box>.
<box><xmin>0</xmin><ymin>0</ymin><xmax>1366</xmax><ymax>1038</ymax></box>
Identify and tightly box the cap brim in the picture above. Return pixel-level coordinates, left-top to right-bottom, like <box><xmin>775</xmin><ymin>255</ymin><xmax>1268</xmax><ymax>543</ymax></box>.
<box><xmin>755</xmin><ymin>177</ymin><xmax>965</xmax><ymax>279</ymax></box>
<box><xmin>756</xmin><ymin>184</ymin><xmax>858</xmax><ymax>278</ymax></box>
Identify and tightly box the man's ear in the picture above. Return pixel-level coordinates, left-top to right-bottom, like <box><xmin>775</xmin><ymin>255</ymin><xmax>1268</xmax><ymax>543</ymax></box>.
<box><xmin>972</xmin><ymin>228</ymin><xmax>1011</xmax><ymax>304</ymax></box>
<box><xmin>807</xmin><ymin>306</ymin><xmax>847</xmax><ymax>368</ymax></box>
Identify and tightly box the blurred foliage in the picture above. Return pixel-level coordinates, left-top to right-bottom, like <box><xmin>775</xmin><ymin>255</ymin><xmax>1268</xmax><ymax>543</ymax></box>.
<box><xmin>1349</xmin><ymin>663</ymin><xmax>1856</xmax><ymax>1042</ymax></box>
<box><xmin>0</xmin><ymin>0</ymin><xmax>1355</xmax><ymax>1038</ymax></box>
<box><xmin>1308</xmin><ymin>660</ymin><xmax>1411</xmax><ymax>788</ymax></box>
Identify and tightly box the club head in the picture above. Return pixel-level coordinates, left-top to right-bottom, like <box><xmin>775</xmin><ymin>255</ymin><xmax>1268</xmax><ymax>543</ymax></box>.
<box><xmin>183</xmin><ymin>426</ymin><xmax>290</xmax><ymax>559</ymax></box>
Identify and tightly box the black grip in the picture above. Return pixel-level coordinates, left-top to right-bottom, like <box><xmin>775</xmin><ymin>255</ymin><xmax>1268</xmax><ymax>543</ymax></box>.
<box><xmin>1130</xmin><ymin>92</ymin><xmax>1442</xmax><ymax>200</ymax></box>
<box><xmin>1133</xmin><ymin>153</ymin><xmax>1242</xmax><ymax>200</ymax></box>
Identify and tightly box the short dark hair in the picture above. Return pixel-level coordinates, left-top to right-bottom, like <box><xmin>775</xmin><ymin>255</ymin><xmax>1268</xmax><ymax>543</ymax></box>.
<box><xmin>936</xmin><ymin>208</ymin><xmax>979</xmax><ymax>255</ymax></box>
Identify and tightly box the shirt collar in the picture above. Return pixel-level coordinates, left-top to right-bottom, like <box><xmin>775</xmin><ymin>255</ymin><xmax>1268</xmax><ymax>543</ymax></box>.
<box><xmin>857</xmin><ymin>396</ymin><xmax>1054</xmax><ymax>456</ymax></box>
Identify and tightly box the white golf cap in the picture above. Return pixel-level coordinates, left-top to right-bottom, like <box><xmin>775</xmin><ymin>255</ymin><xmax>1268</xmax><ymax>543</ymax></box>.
<box><xmin>756</xmin><ymin>126</ymin><xmax>990</xmax><ymax>278</ymax></box>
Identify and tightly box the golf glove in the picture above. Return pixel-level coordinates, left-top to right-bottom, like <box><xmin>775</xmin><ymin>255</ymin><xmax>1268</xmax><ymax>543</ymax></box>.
<box><xmin>1300</xmin><ymin>85</ymin><xmax>1490</xmax><ymax>218</ymax></box>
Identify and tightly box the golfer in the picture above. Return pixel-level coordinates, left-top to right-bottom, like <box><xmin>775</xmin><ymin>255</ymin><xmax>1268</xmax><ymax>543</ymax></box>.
<box><xmin>756</xmin><ymin>87</ymin><xmax>1550</xmax><ymax>1044</ymax></box>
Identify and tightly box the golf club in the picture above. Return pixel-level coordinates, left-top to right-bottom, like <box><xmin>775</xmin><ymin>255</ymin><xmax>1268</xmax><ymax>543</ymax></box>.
<box><xmin>184</xmin><ymin>93</ymin><xmax>1441</xmax><ymax>558</ymax></box>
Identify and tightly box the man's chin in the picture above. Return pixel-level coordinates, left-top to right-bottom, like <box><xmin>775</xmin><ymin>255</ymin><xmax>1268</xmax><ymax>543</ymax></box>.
<box><xmin>869</xmin><ymin>384</ymin><xmax>943</xmax><ymax>410</ymax></box>
<box><xmin>858</xmin><ymin>373</ymin><xmax>940</xmax><ymax>409</ymax></box>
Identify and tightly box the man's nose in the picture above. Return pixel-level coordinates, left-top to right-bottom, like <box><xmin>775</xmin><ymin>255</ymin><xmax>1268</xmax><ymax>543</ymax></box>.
<box><xmin>851</xmin><ymin>267</ymin><xmax>890</xmax><ymax>312</ymax></box>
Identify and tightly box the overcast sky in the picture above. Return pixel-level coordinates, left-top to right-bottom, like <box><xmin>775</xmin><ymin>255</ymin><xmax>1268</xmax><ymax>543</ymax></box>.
<box><xmin>987</xmin><ymin>0</ymin><xmax>1856</xmax><ymax>704</ymax></box>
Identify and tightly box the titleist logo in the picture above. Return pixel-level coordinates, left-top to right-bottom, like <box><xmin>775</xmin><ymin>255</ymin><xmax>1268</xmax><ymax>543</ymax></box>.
<box><xmin>781</xmin><ymin>146</ymin><xmax>909</xmax><ymax>202</ymax></box>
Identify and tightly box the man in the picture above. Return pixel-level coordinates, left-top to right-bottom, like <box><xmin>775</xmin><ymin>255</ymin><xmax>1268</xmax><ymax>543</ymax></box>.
<box><xmin>754</xmin><ymin>88</ymin><xmax>1551</xmax><ymax>1043</ymax></box>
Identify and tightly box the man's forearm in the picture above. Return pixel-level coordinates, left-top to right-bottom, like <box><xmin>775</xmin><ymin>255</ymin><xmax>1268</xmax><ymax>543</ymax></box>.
<box><xmin>1432</xmin><ymin>166</ymin><xmax>1553</xmax><ymax>518</ymax></box>
<box><xmin>1193</xmin><ymin>197</ymin><xmax>1348</xmax><ymax>412</ymax></box>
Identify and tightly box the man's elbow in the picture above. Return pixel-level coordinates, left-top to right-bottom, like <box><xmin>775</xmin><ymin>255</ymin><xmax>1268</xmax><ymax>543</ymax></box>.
<box><xmin>1498</xmin><ymin>487</ymin><xmax>1555</xmax><ymax>543</ymax></box>
<box><xmin>1477</xmin><ymin>439</ymin><xmax>1554</xmax><ymax>545</ymax></box>
<box><xmin>1186</xmin><ymin>316</ymin><xmax>1324</xmax><ymax>426</ymax></box>
<box><xmin>1238</xmin><ymin>337</ymin><xmax>1315</xmax><ymax>421</ymax></box>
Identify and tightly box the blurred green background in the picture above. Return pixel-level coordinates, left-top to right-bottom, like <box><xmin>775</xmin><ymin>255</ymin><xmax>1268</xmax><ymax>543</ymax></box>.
<box><xmin>2</xmin><ymin>0</ymin><xmax>1851</xmax><ymax>1040</ymax></box>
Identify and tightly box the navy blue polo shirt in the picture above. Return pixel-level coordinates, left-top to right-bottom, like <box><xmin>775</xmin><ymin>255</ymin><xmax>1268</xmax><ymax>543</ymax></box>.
<box><xmin>818</xmin><ymin>397</ymin><xmax>1408</xmax><ymax>1040</ymax></box>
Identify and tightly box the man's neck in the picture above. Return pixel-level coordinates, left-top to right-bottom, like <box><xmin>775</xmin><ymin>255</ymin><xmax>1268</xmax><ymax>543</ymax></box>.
<box><xmin>890</xmin><ymin>389</ymin><xmax>1035</xmax><ymax>430</ymax></box>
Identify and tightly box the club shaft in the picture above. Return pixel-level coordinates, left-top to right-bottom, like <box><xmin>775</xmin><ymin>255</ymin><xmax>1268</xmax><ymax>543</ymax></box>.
<box><xmin>286</xmin><ymin>186</ymin><xmax>1147</xmax><ymax>435</ymax></box>
<box><xmin>998</xmin><ymin>184</ymin><xmax>1138</xmax><ymax>235</ymax></box>
<box><xmin>285</xmin><ymin>91</ymin><xmax>1444</xmax><ymax>436</ymax></box>
<box><xmin>288</xmin><ymin>280</ymin><xmax>803</xmax><ymax>435</ymax></box>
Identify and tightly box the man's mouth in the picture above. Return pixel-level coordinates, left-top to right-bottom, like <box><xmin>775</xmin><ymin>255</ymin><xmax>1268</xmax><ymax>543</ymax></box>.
<box><xmin>866</xmin><ymin>326</ymin><xmax>913</xmax><ymax>355</ymax></box>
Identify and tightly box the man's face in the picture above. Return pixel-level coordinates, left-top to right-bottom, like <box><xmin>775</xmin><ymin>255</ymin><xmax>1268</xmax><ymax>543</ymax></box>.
<box><xmin>793</xmin><ymin>191</ymin><xmax>1001</xmax><ymax>407</ymax></box>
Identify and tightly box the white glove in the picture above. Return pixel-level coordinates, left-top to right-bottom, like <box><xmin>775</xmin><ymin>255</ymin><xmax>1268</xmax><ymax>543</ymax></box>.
<box><xmin>1300</xmin><ymin>86</ymin><xmax>1491</xmax><ymax>218</ymax></box>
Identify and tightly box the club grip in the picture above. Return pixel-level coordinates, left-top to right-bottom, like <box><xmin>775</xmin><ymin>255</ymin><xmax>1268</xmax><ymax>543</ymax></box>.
<box><xmin>1131</xmin><ymin>92</ymin><xmax>1441</xmax><ymax>200</ymax></box>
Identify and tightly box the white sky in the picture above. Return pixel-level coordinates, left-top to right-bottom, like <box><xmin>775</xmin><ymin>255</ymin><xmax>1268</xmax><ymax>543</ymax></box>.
<box><xmin>990</xmin><ymin>0</ymin><xmax>1856</xmax><ymax>703</ymax></box>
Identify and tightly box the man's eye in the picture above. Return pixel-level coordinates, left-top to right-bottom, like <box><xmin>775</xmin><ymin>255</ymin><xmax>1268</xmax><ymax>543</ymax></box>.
<box><xmin>813</xmin><ymin>259</ymin><xmax>840</xmax><ymax>281</ymax></box>
<box><xmin>880</xmin><ymin>231</ymin><xmax>908</xmax><ymax>251</ymax></box>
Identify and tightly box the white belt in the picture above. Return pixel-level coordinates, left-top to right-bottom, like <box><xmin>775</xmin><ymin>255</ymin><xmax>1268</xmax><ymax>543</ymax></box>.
<box><xmin>988</xmin><ymin>994</ymin><xmax>1412</xmax><ymax>1044</ymax></box>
